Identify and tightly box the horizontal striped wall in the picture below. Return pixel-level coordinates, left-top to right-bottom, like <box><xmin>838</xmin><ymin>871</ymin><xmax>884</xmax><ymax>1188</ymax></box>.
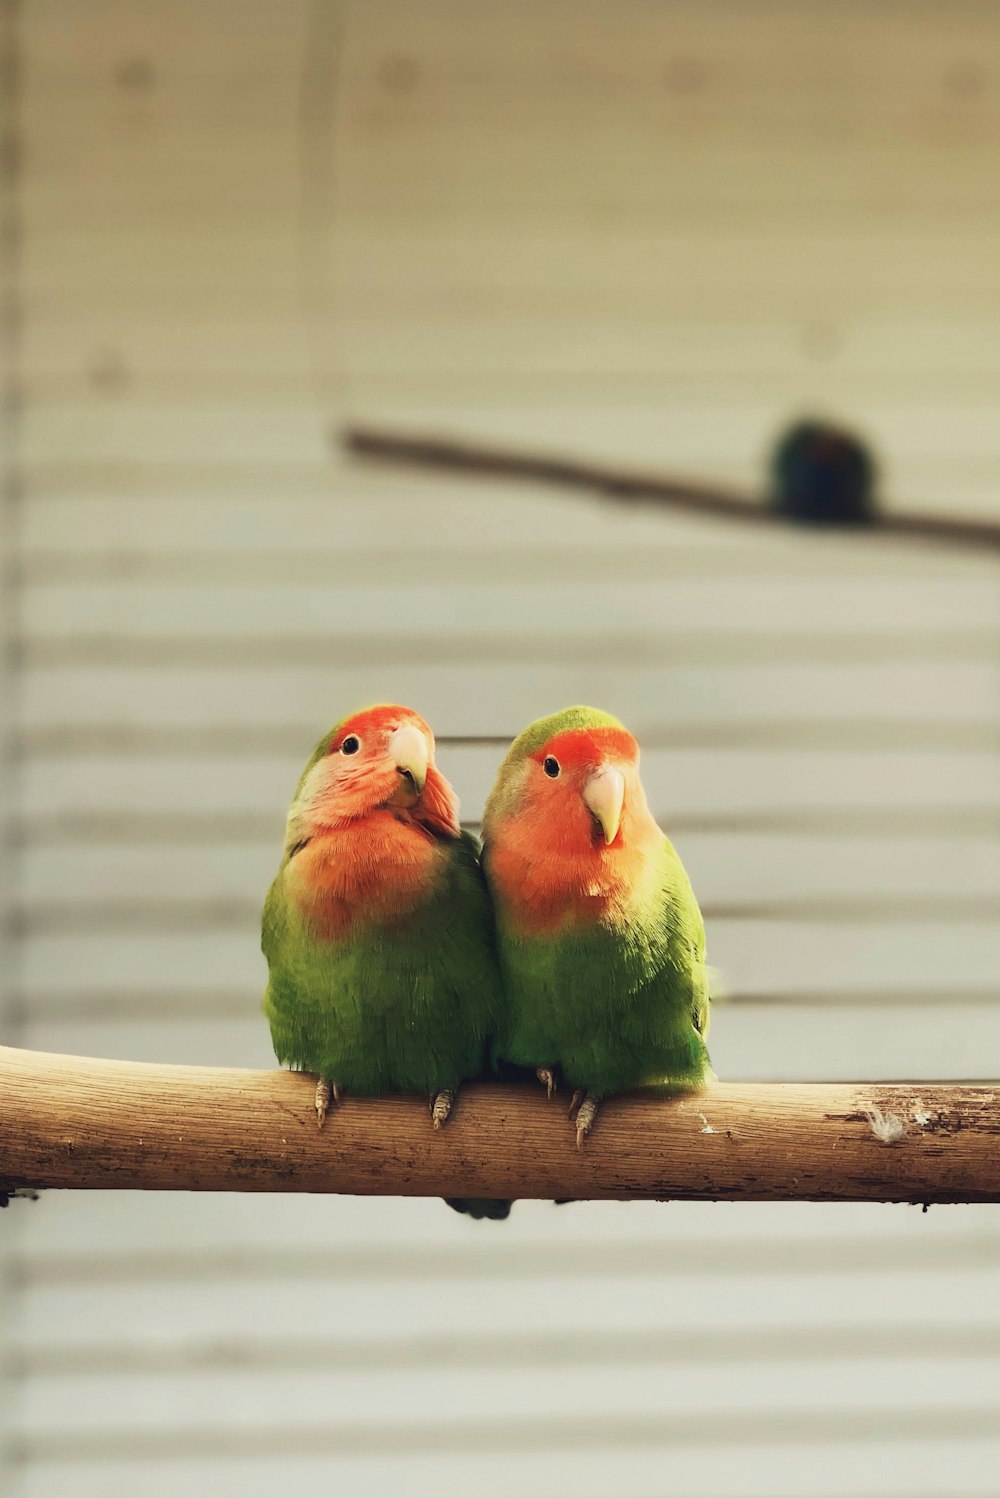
<box><xmin>2</xmin><ymin>2</ymin><xmax>1000</xmax><ymax>1496</ymax></box>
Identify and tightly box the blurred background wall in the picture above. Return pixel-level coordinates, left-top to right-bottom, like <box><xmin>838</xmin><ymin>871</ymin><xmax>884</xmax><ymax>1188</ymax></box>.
<box><xmin>1</xmin><ymin>1</ymin><xmax>1000</xmax><ymax>1494</ymax></box>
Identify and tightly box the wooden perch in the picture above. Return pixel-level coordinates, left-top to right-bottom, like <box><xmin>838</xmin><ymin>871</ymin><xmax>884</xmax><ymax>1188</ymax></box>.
<box><xmin>2</xmin><ymin>1046</ymin><xmax>1000</xmax><ymax>1202</ymax></box>
<box><xmin>342</xmin><ymin>426</ymin><xmax>1000</xmax><ymax>553</ymax></box>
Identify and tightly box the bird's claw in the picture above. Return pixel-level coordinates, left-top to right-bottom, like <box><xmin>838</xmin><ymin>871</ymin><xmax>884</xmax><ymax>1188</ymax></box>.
<box><xmin>572</xmin><ymin>1093</ymin><xmax>600</xmax><ymax>1149</ymax></box>
<box><xmin>431</xmin><ymin>1088</ymin><xmax>457</xmax><ymax>1130</ymax></box>
<box><xmin>567</xmin><ymin>1089</ymin><xmax>584</xmax><ymax>1119</ymax></box>
<box><xmin>536</xmin><ymin>1066</ymin><xmax>557</xmax><ymax>1100</ymax></box>
<box><xmin>315</xmin><ymin>1077</ymin><xmax>342</xmax><ymax>1130</ymax></box>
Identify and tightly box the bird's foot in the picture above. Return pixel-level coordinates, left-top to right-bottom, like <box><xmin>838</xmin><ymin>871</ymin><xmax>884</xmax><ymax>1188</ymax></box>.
<box><xmin>315</xmin><ymin>1077</ymin><xmax>343</xmax><ymax>1130</ymax></box>
<box><xmin>431</xmin><ymin>1088</ymin><xmax>457</xmax><ymax>1130</ymax></box>
<box><xmin>568</xmin><ymin>1090</ymin><xmax>601</xmax><ymax>1149</ymax></box>
<box><xmin>536</xmin><ymin>1066</ymin><xmax>558</xmax><ymax>1100</ymax></box>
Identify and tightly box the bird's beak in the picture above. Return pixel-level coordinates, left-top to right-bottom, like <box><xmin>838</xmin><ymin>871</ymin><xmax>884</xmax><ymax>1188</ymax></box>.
<box><xmin>583</xmin><ymin>765</ymin><xmax>625</xmax><ymax>845</ymax></box>
<box><xmin>388</xmin><ymin>723</ymin><xmax>429</xmax><ymax>795</ymax></box>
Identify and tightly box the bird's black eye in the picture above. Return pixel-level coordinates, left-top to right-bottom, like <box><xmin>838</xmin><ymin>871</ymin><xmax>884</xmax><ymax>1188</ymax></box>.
<box><xmin>340</xmin><ymin>735</ymin><xmax>361</xmax><ymax>755</ymax></box>
<box><xmin>543</xmin><ymin>756</ymin><xmax>560</xmax><ymax>778</ymax></box>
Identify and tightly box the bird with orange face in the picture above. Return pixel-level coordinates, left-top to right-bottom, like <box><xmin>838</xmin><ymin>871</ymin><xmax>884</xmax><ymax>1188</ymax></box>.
<box><xmin>482</xmin><ymin>706</ymin><xmax>713</xmax><ymax>1147</ymax></box>
<box><xmin>262</xmin><ymin>704</ymin><xmax>502</xmax><ymax>1130</ymax></box>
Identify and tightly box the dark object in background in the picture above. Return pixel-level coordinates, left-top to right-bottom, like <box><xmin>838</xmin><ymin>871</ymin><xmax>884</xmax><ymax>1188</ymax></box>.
<box><xmin>770</xmin><ymin>419</ymin><xmax>878</xmax><ymax>526</ymax></box>
<box><xmin>0</xmin><ymin>1188</ymin><xmax>40</xmax><ymax>1208</ymax></box>
<box><xmin>445</xmin><ymin>1196</ymin><xmax>513</xmax><ymax>1221</ymax></box>
<box><xmin>345</xmin><ymin>424</ymin><xmax>999</xmax><ymax>550</ymax></box>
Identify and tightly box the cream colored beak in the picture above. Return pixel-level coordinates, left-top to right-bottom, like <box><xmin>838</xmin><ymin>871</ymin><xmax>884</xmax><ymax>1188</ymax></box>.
<box><xmin>388</xmin><ymin>722</ymin><xmax>429</xmax><ymax>794</ymax></box>
<box><xmin>583</xmin><ymin>764</ymin><xmax>625</xmax><ymax>845</ymax></box>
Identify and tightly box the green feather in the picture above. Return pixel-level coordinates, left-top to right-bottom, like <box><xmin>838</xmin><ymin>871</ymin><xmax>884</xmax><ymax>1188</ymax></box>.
<box><xmin>499</xmin><ymin>705</ymin><xmax>624</xmax><ymax>764</ymax></box>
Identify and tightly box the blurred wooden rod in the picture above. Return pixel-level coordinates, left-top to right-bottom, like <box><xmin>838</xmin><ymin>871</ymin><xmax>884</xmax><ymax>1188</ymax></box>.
<box><xmin>344</xmin><ymin>425</ymin><xmax>760</xmax><ymax>520</ymax></box>
<box><xmin>342</xmin><ymin>426</ymin><xmax>1000</xmax><ymax>552</ymax></box>
<box><xmin>3</xmin><ymin>1046</ymin><xmax>1000</xmax><ymax>1202</ymax></box>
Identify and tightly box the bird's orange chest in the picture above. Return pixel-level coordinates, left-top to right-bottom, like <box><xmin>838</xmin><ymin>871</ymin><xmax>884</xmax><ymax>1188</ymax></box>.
<box><xmin>489</xmin><ymin>840</ymin><xmax>635</xmax><ymax>938</ymax></box>
<box><xmin>287</xmin><ymin>812</ymin><xmax>445</xmax><ymax>939</ymax></box>
<box><xmin>487</xmin><ymin>803</ymin><xmax>660</xmax><ymax>938</ymax></box>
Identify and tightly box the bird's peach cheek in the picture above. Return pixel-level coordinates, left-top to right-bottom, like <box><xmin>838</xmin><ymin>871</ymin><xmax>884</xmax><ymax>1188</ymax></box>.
<box><xmin>318</xmin><ymin>763</ymin><xmax>396</xmax><ymax>817</ymax></box>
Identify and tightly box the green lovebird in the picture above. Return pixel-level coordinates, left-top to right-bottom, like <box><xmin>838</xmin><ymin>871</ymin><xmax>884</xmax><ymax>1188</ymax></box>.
<box><xmin>481</xmin><ymin>706</ymin><xmax>714</xmax><ymax>1148</ymax></box>
<box><xmin>262</xmin><ymin>704</ymin><xmax>504</xmax><ymax>1139</ymax></box>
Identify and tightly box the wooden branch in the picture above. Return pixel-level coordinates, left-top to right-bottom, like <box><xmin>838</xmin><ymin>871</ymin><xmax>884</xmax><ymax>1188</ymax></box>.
<box><xmin>343</xmin><ymin>425</ymin><xmax>763</xmax><ymax>522</ymax></box>
<box><xmin>3</xmin><ymin>1046</ymin><xmax>1000</xmax><ymax>1202</ymax></box>
<box><xmin>342</xmin><ymin>426</ymin><xmax>1000</xmax><ymax>553</ymax></box>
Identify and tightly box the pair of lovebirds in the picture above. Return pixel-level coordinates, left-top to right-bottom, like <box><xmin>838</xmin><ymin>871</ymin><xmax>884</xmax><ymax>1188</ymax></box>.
<box><xmin>262</xmin><ymin>704</ymin><xmax>714</xmax><ymax>1219</ymax></box>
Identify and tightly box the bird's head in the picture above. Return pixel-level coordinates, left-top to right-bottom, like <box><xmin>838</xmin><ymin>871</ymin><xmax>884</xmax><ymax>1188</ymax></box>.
<box><xmin>483</xmin><ymin>706</ymin><xmax>651</xmax><ymax>857</ymax></box>
<box><xmin>284</xmin><ymin>704</ymin><xmax>460</xmax><ymax>853</ymax></box>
